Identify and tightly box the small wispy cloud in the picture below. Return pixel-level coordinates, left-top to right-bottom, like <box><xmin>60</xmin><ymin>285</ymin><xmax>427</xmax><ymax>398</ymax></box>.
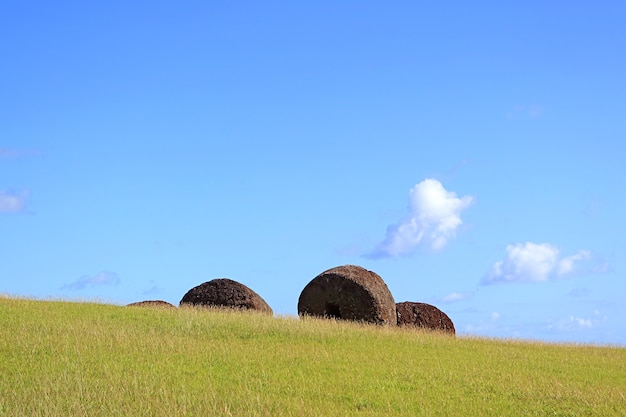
<box><xmin>591</xmin><ymin>261</ymin><xmax>610</xmax><ymax>274</ymax></box>
<box><xmin>507</xmin><ymin>104</ymin><xmax>544</xmax><ymax>119</ymax></box>
<box><xmin>142</xmin><ymin>284</ymin><xmax>164</xmax><ymax>296</ymax></box>
<box><xmin>439</xmin><ymin>291</ymin><xmax>474</xmax><ymax>303</ymax></box>
<box><xmin>366</xmin><ymin>179</ymin><xmax>473</xmax><ymax>258</ymax></box>
<box><xmin>482</xmin><ymin>242</ymin><xmax>601</xmax><ymax>285</ymax></box>
<box><xmin>0</xmin><ymin>148</ymin><xmax>42</xmax><ymax>159</ymax></box>
<box><xmin>557</xmin><ymin>250</ymin><xmax>592</xmax><ymax>275</ymax></box>
<box><xmin>0</xmin><ymin>148</ymin><xmax>23</xmax><ymax>158</ymax></box>
<box><xmin>61</xmin><ymin>271</ymin><xmax>120</xmax><ymax>290</ymax></box>
<box><xmin>582</xmin><ymin>197</ymin><xmax>604</xmax><ymax>218</ymax></box>
<box><xmin>0</xmin><ymin>190</ymin><xmax>29</xmax><ymax>213</ymax></box>
<box><xmin>569</xmin><ymin>287</ymin><xmax>591</xmax><ymax>298</ymax></box>
<box><xmin>464</xmin><ymin>311</ymin><xmax>508</xmax><ymax>335</ymax></box>
<box><xmin>546</xmin><ymin>311</ymin><xmax>607</xmax><ymax>333</ymax></box>
<box><xmin>570</xmin><ymin>316</ymin><xmax>593</xmax><ymax>328</ymax></box>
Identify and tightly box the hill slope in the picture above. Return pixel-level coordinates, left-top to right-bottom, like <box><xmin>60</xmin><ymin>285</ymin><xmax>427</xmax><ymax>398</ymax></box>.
<box><xmin>1</xmin><ymin>298</ymin><xmax>625</xmax><ymax>416</ymax></box>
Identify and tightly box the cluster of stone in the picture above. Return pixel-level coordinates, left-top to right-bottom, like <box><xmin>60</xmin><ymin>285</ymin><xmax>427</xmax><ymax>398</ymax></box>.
<box><xmin>297</xmin><ymin>264</ymin><xmax>455</xmax><ymax>335</ymax></box>
<box><xmin>128</xmin><ymin>264</ymin><xmax>454</xmax><ymax>335</ymax></box>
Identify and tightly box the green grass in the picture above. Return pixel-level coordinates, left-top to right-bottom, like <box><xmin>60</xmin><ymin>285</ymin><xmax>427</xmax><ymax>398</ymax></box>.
<box><xmin>1</xmin><ymin>297</ymin><xmax>625</xmax><ymax>416</ymax></box>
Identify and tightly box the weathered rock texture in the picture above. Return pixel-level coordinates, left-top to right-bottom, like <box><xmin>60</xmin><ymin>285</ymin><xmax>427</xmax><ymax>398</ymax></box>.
<box><xmin>127</xmin><ymin>300</ymin><xmax>176</xmax><ymax>308</ymax></box>
<box><xmin>298</xmin><ymin>265</ymin><xmax>396</xmax><ymax>325</ymax></box>
<box><xmin>396</xmin><ymin>301</ymin><xmax>455</xmax><ymax>335</ymax></box>
<box><xmin>179</xmin><ymin>278</ymin><xmax>273</xmax><ymax>315</ymax></box>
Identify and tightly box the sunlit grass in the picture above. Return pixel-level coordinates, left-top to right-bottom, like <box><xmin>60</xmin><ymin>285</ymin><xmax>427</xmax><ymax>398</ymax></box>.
<box><xmin>1</xmin><ymin>297</ymin><xmax>625</xmax><ymax>416</ymax></box>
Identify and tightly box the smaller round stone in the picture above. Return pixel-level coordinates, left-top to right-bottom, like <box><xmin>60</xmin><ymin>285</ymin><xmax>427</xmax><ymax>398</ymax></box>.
<box><xmin>396</xmin><ymin>301</ymin><xmax>455</xmax><ymax>335</ymax></box>
<box><xmin>179</xmin><ymin>278</ymin><xmax>273</xmax><ymax>315</ymax></box>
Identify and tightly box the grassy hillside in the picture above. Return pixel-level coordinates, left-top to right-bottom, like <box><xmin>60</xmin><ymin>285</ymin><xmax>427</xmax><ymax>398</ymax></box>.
<box><xmin>1</xmin><ymin>297</ymin><xmax>625</xmax><ymax>416</ymax></box>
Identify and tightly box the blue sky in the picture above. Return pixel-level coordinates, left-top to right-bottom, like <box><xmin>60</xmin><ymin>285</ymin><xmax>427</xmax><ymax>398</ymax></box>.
<box><xmin>2</xmin><ymin>1</ymin><xmax>625</xmax><ymax>345</ymax></box>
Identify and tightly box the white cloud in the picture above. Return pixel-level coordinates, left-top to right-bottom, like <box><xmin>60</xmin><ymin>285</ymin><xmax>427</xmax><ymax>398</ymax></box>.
<box><xmin>484</xmin><ymin>242</ymin><xmax>558</xmax><ymax>283</ymax></box>
<box><xmin>366</xmin><ymin>179</ymin><xmax>473</xmax><ymax>258</ymax></box>
<box><xmin>546</xmin><ymin>312</ymin><xmax>608</xmax><ymax>334</ymax></box>
<box><xmin>483</xmin><ymin>243</ymin><xmax>598</xmax><ymax>285</ymax></box>
<box><xmin>61</xmin><ymin>271</ymin><xmax>120</xmax><ymax>290</ymax></box>
<box><xmin>570</xmin><ymin>316</ymin><xmax>592</xmax><ymax>328</ymax></box>
<box><xmin>557</xmin><ymin>250</ymin><xmax>591</xmax><ymax>276</ymax></box>
<box><xmin>0</xmin><ymin>190</ymin><xmax>29</xmax><ymax>213</ymax></box>
<box><xmin>491</xmin><ymin>312</ymin><xmax>500</xmax><ymax>321</ymax></box>
<box><xmin>440</xmin><ymin>291</ymin><xmax>474</xmax><ymax>303</ymax></box>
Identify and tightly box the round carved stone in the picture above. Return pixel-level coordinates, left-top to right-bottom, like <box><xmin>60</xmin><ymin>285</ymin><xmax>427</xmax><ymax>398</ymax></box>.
<box><xmin>179</xmin><ymin>278</ymin><xmax>273</xmax><ymax>315</ymax></box>
<box><xmin>127</xmin><ymin>300</ymin><xmax>176</xmax><ymax>308</ymax></box>
<box><xmin>396</xmin><ymin>301</ymin><xmax>455</xmax><ymax>335</ymax></box>
<box><xmin>298</xmin><ymin>265</ymin><xmax>396</xmax><ymax>325</ymax></box>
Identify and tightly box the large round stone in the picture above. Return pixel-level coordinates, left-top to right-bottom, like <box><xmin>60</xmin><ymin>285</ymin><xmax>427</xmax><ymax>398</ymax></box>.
<box><xmin>298</xmin><ymin>265</ymin><xmax>396</xmax><ymax>325</ymax></box>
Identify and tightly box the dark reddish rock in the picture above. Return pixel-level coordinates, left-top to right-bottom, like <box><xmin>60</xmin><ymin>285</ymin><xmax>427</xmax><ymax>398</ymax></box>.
<box><xmin>179</xmin><ymin>278</ymin><xmax>273</xmax><ymax>315</ymax></box>
<box><xmin>297</xmin><ymin>265</ymin><xmax>396</xmax><ymax>325</ymax></box>
<box><xmin>396</xmin><ymin>301</ymin><xmax>455</xmax><ymax>335</ymax></box>
<box><xmin>127</xmin><ymin>300</ymin><xmax>176</xmax><ymax>308</ymax></box>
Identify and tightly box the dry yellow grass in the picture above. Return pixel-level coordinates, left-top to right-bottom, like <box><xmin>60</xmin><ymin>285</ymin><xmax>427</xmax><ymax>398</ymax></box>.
<box><xmin>1</xmin><ymin>297</ymin><xmax>625</xmax><ymax>416</ymax></box>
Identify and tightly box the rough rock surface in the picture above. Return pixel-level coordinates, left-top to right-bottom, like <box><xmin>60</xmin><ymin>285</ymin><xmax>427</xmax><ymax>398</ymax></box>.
<box><xmin>179</xmin><ymin>278</ymin><xmax>273</xmax><ymax>314</ymax></box>
<box><xmin>396</xmin><ymin>301</ymin><xmax>455</xmax><ymax>335</ymax></box>
<box><xmin>127</xmin><ymin>300</ymin><xmax>176</xmax><ymax>308</ymax></box>
<box><xmin>297</xmin><ymin>265</ymin><xmax>396</xmax><ymax>325</ymax></box>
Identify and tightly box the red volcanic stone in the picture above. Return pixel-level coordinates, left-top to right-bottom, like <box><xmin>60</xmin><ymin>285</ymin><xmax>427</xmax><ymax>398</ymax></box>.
<box><xmin>127</xmin><ymin>300</ymin><xmax>175</xmax><ymax>308</ymax></box>
<box><xmin>179</xmin><ymin>278</ymin><xmax>273</xmax><ymax>315</ymax></box>
<box><xmin>396</xmin><ymin>301</ymin><xmax>455</xmax><ymax>335</ymax></box>
<box><xmin>298</xmin><ymin>265</ymin><xmax>396</xmax><ymax>325</ymax></box>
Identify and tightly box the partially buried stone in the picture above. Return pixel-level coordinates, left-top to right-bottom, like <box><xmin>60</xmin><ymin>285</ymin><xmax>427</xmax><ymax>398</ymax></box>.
<box><xmin>179</xmin><ymin>278</ymin><xmax>273</xmax><ymax>315</ymax></box>
<box><xmin>127</xmin><ymin>300</ymin><xmax>176</xmax><ymax>308</ymax></box>
<box><xmin>396</xmin><ymin>301</ymin><xmax>455</xmax><ymax>335</ymax></box>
